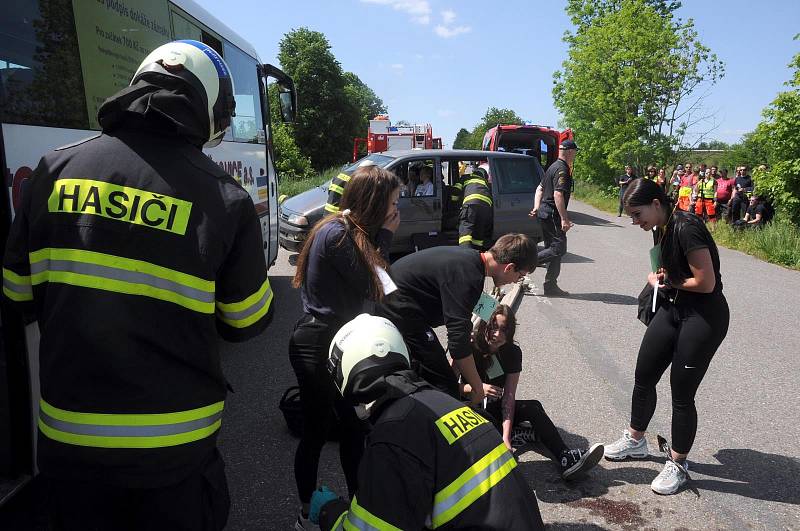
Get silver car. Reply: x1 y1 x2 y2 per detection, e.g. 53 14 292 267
278 149 544 254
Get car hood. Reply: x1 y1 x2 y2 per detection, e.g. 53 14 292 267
281 181 329 218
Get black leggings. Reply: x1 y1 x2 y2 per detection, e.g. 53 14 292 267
630 293 729 454
488 399 569 458
288 315 366 503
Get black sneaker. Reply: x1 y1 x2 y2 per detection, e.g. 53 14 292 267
543 284 570 297
560 444 604 480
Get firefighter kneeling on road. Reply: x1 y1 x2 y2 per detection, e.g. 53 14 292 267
309 314 545 530
458 166 494 250
3 40 274 529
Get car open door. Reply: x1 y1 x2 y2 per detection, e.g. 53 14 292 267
491 156 544 242
390 157 442 252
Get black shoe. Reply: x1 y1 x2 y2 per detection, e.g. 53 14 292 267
543 284 570 297
561 444 604 480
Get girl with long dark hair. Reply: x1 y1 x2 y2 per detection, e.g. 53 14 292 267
465 305 604 480
604 178 729 495
289 165 400 528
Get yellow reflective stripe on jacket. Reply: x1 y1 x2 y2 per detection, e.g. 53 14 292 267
341 496 402 531
329 183 345 195
28 248 215 313
38 399 224 449
216 277 273 328
325 203 340 213
431 443 517 528
2 268 33 301
331 511 347 531
462 178 488 187
463 193 493 206
458 235 473 245
335 173 351 182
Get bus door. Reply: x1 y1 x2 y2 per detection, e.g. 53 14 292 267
259 64 297 266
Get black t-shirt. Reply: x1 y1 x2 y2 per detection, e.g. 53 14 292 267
377 246 485 360
656 211 723 300
475 343 522 389
746 203 767 222
541 159 572 211
618 173 633 189
735 175 753 191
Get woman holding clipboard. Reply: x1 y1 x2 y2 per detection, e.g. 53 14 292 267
604 178 729 495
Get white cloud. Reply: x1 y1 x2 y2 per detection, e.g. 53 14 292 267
434 9 471 38
360 0 432 24
434 24 470 38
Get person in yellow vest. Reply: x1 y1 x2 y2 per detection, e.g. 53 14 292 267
694 170 717 220
676 163 697 212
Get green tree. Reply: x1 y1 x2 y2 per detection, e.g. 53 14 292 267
717 132 769 172
277 28 360 170
452 128 471 149
343 71 387 139
554 0 723 185
461 107 524 149
750 42 800 224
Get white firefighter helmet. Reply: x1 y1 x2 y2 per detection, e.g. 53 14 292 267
328 314 410 398
132 39 235 148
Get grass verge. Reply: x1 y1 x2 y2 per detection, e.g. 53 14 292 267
572 179 800 270
707 218 800 270
278 166 340 198
572 179 619 214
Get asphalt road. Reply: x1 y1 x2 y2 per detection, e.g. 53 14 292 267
219 200 800 530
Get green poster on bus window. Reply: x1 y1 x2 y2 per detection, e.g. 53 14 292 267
72 0 172 130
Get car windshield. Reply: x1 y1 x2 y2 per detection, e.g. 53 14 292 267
341 153 395 174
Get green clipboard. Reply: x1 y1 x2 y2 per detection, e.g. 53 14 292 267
649 243 661 272
472 291 498 322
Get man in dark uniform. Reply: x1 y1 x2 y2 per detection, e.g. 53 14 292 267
458 166 494 250
2 40 274 530
310 314 544 530
530 139 578 297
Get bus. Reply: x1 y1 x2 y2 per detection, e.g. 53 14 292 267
0 0 296 506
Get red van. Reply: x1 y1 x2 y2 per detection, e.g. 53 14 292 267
481 124 574 170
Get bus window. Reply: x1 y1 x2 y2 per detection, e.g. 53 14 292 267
171 11 223 55
222 43 264 144
0 0 88 129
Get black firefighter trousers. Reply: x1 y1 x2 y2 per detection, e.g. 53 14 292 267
536 214 567 287
45 448 229 531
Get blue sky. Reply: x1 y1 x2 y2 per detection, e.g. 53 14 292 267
195 0 799 148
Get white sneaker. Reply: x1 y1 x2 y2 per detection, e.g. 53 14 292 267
604 430 649 460
651 460 689 495
295 512 317 531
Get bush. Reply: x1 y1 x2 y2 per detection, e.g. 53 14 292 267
278 166 341 198
707 217 800 270
272 122 314 182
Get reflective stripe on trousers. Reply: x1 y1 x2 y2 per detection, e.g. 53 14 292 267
38 399 224 448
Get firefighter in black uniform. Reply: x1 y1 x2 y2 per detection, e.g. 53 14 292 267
530 139 578 297
2 40 274 530
325 160 378 213
458 166 494 250
309 314 544 530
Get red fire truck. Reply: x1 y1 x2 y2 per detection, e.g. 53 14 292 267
352 115 442 161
